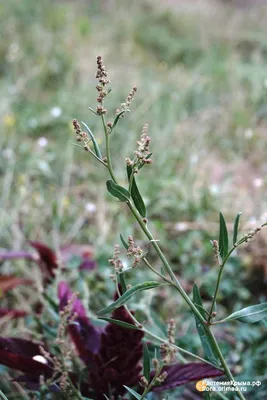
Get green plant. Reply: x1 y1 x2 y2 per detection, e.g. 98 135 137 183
71 56 267 399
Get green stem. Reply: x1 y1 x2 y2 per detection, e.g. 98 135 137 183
128 201 207 324
142 327 222 369
208 246 236 322
208 220 267 323
0 390 9 400
101 115 117 183
127 201 246 400
100 121 247 400
143 257 173 285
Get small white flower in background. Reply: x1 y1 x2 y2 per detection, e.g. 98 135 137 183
50 106 62 118
85 202 97 213
210 184 219 195
175 222 188 232
244 128 253 139
37 136 48 148
253 178 263 188
2 148 14 159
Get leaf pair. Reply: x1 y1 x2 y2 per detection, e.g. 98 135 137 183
218 212 242 262
106 167 147 218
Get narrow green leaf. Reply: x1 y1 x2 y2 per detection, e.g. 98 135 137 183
111 110 130 131
150 309 167 336
88 107 98 116
98 317 140 330
127 165 146 217
138 153 153 170
123 386 145 400
0 390 9 400
219 212 228 261
143 342 151 381
43 292 59 312
193 284 220 366
98 281 162 316
120 233 128 250
118 272 127 294
223 302 267 323
193 284 206 319
81 121 102 159
106 180 130 202
233 212 242 245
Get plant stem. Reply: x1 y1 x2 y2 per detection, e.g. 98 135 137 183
128 201 207 324
102 125 246 400
143 257 173 285
208 246 236 322
127 201 246 400
0 390 9 400
101 115 117 183
208 220 267 323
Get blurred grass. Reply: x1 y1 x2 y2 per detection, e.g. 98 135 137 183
1 0 267 398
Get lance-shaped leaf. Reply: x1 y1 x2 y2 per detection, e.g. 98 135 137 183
143 342 151 381
219 212 228 261
123 386 144 399
222 302 267 324
233 212 242 245
111 110 130 131
193 284 220 366
106 180 130 202
81 121 102 159
152 363 223 391
98 317 140 330
118 272 127 294
98 281 162 316
127 165 146 217
120 233 128 250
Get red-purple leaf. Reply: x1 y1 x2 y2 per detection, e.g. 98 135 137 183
29 241 58 280
0 276 33 294
0 337 52 377
152 363 224 392
0 309 28 319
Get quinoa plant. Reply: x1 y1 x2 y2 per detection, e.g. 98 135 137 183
71 56 267 399
1 56 267 399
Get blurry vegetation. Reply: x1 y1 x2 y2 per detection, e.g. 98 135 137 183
1 0 267 398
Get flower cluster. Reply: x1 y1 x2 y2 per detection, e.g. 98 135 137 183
109 244 124 274
117 85 137 114
127 235 143 268
95 55 110 115
126 123 152 168
160 319 177 364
